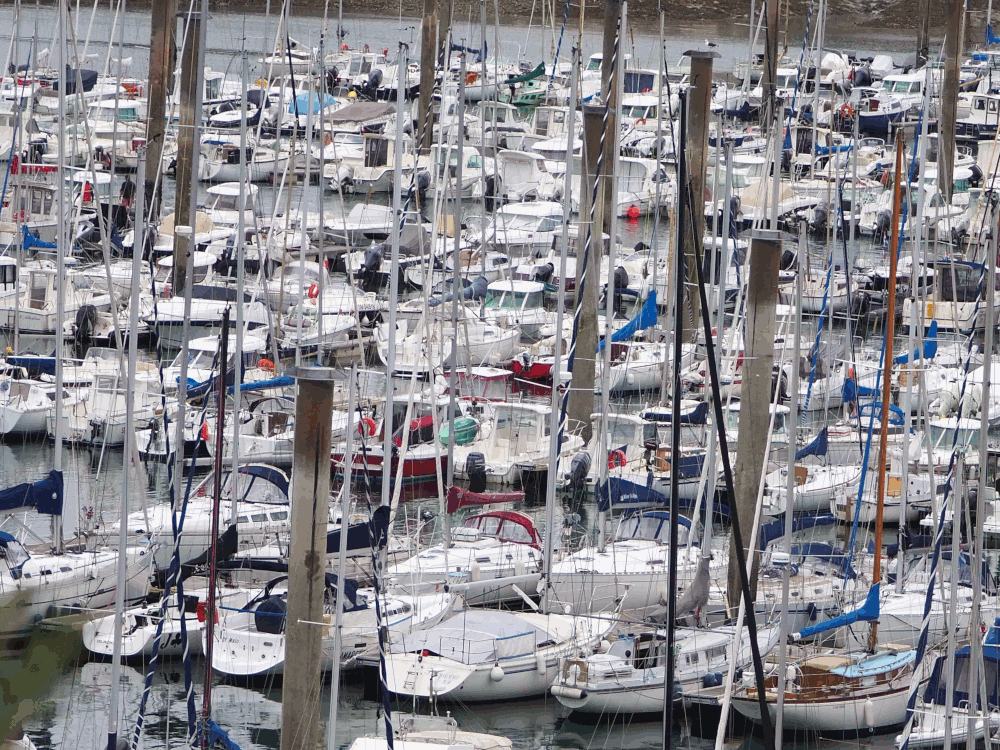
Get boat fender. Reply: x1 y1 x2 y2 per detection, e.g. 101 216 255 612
470 562 481 582
490 664 504 682
563 602 574 615
550 685 586 700
864 697 875 731
308 283 319 298
536 653 547 674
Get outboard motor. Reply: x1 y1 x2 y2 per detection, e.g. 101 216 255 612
971 163 984 188
359 246 383 292
483 173 502 212
854 65 873 87
533 262 555 284
874 209 892 243
568 452 592 491
408 169 431 205
612 266 629 316
362 69 383 99
811 203 829 235
780 248 798 271
254 595 286 634
467 452 487 492
325 67 339 93
74 304 98 358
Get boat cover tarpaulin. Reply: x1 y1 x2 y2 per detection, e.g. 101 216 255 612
447 486 526 513
505 62 544 85
597 476 667 512
0 470 63 515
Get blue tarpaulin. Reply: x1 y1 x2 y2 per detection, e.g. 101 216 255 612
0 470 63 515
288 92 338 114
597 290 657 352
795 427 828 461
989 23 1000 45
227 376 294 393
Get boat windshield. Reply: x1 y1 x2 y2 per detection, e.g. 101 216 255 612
615 513 689 545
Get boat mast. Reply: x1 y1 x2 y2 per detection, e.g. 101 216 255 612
597 0 626 554
774 224 802 743
105 145 147 750
542 44 577 612
326 365 356 750
231 50 247 498
52 0 65 554
201 309 229 740
969 210 998 746
868 130 904 652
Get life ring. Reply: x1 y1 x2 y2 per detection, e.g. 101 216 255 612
200 421 210 443
358 416 377 436
258 358 274 371
608 449 627 469
636 117 646 126
839 103 854 119
308 283 319 298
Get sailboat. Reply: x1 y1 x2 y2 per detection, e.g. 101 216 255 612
0 471 153 653
892 617 1000 749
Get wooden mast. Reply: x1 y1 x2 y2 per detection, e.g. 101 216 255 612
869 129 904 652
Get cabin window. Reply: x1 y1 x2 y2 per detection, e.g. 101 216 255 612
706 645 728 660
0 264 16 285
624 72 655 93
587 57 602 71
479 515 502 536
120 108 137 122
251 513 268 522
30 189 42 214
60 566 72 572
536 109 549 136
499 521 534 545
272 511 288 520
475 556 491 564
467 154 483 169
192 264 211 283
237 515 249 523
939 262 982 302
977 98 987 110
990 101 999 114
205 78 222 101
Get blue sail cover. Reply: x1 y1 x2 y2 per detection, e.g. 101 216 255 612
597 476 667 512
894 321 938 365
639 400 710 425
228 376 294 393
0 470 63 515
758 513 837 550
795 427 828 461
792 582 880 641
989 23 1000 45
22 224 56 250
597 290 657 353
